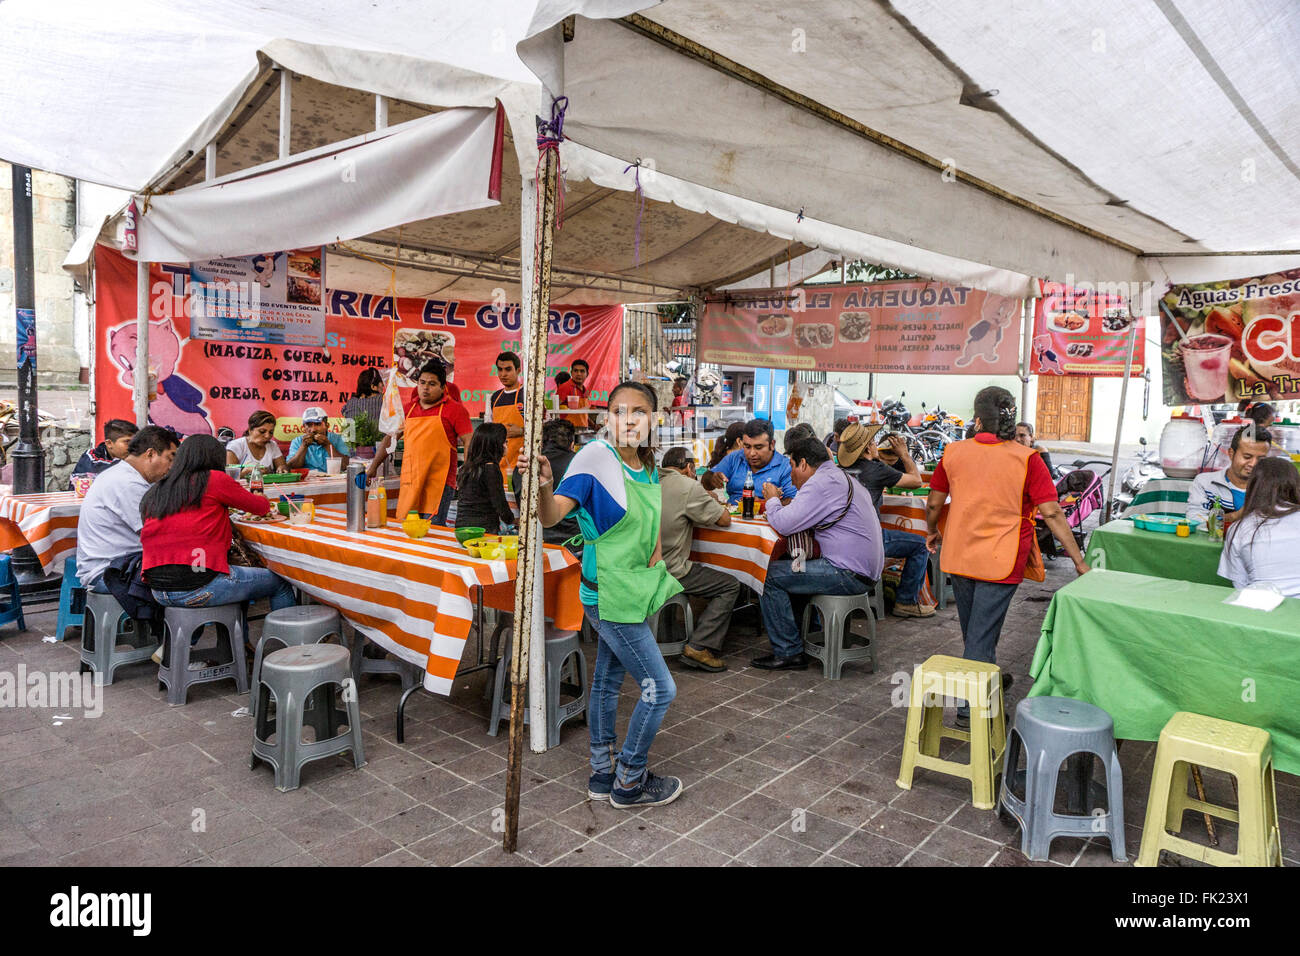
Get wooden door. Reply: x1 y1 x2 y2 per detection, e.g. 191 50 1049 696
1035 376 1092 441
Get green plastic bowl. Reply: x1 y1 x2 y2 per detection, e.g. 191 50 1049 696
455 526 486 546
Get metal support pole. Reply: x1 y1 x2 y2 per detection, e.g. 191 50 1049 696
375 96 389 131
205 142 217 180
9 165 44 494
1104 320 1140 522
278 69 292 159
504 119 561 853
1019 296 1036 419
134 257 150 427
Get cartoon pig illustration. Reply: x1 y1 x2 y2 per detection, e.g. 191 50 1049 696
107 317 213 436
955 294 1018 368
1033 333 1066 375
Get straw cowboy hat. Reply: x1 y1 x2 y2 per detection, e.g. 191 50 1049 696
837 422 880 467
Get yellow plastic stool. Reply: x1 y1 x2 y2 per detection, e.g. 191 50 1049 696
896 654 1007 810
1135 712 1283 867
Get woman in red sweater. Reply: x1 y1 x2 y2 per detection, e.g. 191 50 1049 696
140 435 296 611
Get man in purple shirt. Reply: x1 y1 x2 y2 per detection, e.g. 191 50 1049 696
752 436 884 670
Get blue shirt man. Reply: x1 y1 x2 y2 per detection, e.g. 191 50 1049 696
287 406 352 473
705 420 797 504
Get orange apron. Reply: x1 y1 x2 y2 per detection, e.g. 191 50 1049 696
397 412 451 520
496 388 525 482
938 439 1045 583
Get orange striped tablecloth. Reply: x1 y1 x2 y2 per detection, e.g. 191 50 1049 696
234 506 581 696
0 476 399 575
880 492 947 605
690 517 780 593
0 490 82 573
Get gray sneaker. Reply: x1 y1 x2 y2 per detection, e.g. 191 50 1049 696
610 771 684 809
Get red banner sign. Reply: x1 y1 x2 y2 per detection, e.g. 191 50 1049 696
1160 266 1300 403
93 247 623 436
699 282 1022 373
1030 282 1144 377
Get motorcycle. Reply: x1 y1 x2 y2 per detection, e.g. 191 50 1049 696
1109 437 1164 519
879 393 947 464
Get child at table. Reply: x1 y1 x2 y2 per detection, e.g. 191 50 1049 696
522 380 684 809
1219 457 1300 598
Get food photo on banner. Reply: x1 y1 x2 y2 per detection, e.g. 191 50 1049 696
698 281 1022 373
1030 281 1145 376
1160 265 1300 404
92 246 623 437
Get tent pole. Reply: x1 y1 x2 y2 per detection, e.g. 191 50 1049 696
9 165 44 495
205 143 216 180
375 96 389 132
1104 320 1139 522
1019 296 1035 419
278 68 292 159
504 109 561 853
134 255 150 427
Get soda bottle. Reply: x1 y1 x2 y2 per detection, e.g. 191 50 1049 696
250 464 263 495
742 469 755 519
1208 499 1223 541
366 480 384 528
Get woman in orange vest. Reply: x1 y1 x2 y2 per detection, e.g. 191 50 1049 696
924 387 1088 700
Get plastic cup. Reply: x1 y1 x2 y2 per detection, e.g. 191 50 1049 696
325 456 342 476
1181 334 1233 401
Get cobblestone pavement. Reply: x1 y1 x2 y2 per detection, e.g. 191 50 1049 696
0 557 1295 867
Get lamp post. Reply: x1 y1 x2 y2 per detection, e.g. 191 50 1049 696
10 164 45 494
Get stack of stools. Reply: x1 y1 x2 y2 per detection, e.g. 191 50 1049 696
55 554 84 641
157 603 248 705
800 590 878 679
1136 711 1283 867
999 696 1126 862
489 622 587 748
80 590 159 683
250 643 365 791
0 554 25 633
250 605 344 709
350 631 421 691
896 654 1007 809
648 593 692 658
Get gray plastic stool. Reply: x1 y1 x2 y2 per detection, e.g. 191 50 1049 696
251 605 343 709
488 623 587 748
79 590 159 684
647 593 692 657
250 643 365 791
157 603 248 705
800 589 878 679
928 552 954 610
999 696 1126 862
350 630 421 691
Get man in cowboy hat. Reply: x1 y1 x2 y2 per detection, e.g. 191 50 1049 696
837 423 935 618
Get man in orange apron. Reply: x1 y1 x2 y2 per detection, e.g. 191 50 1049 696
924 387 1088 701
487 351 526 483
366 362 471 524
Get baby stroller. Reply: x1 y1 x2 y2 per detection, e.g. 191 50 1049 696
1036 467 1106 557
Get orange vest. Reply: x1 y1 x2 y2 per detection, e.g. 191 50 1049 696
939 438 1044 583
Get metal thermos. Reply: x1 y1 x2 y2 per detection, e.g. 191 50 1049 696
346 462 367 532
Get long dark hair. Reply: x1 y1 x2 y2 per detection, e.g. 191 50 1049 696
354 367 382 398
606 380 658 474
140 434 228 522
1228 457 1300 550
708 421 745 468
972 385 1017 441
462 423 507 487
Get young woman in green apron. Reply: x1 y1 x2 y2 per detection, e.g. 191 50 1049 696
523 381 685 808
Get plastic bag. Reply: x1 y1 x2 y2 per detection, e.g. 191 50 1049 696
378 367 405 435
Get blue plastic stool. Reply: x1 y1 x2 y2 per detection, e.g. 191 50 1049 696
0 554 26 633
56 554 85 641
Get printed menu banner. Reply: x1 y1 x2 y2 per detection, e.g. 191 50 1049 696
187 248 326 346
1030 282 1144 376
699 282 1022 374
93 246 623 438
1160 266 1300 404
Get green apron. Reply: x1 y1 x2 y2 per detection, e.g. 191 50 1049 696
584 444 683 624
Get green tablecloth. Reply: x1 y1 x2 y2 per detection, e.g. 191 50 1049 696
1085 519 1230 587
1029 569 1300 775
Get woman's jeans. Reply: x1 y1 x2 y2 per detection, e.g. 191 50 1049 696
583 604 677 791
152 565 297 613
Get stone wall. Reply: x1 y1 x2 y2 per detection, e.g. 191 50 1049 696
0 162 83 386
